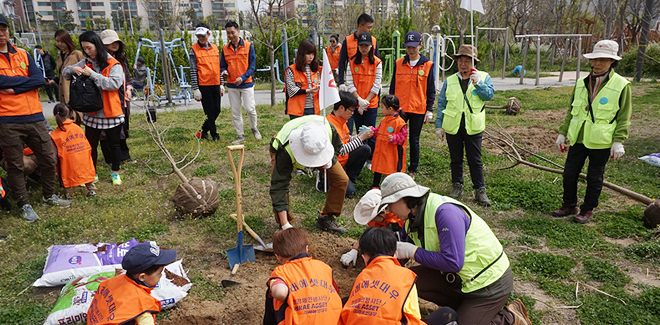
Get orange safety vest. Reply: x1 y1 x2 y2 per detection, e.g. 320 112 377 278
393 58 433 115
345 34 378 65
368 212 404 228
99 57 124 118
371 114 407 175
192 42 221 86
87 274 161 325
326 45 341 71
285 64 320 117
350 56 381 109
326 113 350 167
0 177 6 198
339 256 422 325
23 147 34 156
51 120 96 188
269 256 342 325
0 43 43 117
222 40 253 85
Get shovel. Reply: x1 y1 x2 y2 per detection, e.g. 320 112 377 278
226 145 255 270
221 264 242 288
230 213 274 252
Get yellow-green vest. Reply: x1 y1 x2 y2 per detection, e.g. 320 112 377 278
441 71 489 135
406 193 510 293
567 72 629 149
272 115 333 170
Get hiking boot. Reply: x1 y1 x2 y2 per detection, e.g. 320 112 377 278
552 205 578 218
315 170 327 192
43 194 71 207
574 210 594 224
475 187 491 207
315 214 347 234
505 298 532 325
449 182 463 200
87 190 97 197
111 173 122 186
20 204 39 222
252 128 262 140
231 135 246 145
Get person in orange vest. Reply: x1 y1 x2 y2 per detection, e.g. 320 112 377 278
337 13 380 89
263 228 342 325
0 14 70 222
326 34 341 77
221 21 261 145
87 242 177 325
389 31 435 180
51 103 97 197
338 227 424 325
0 177 11 211
191 23 224 142
285 40 321 119
63 31 125 186
369 95 407 188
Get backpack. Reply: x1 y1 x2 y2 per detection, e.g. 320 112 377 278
68 70 103 113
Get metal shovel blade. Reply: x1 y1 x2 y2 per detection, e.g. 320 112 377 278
221 279 242 288
227 231 256 270
254 242 274 252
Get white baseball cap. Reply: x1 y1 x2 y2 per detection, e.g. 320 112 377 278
353 189 388 225
583 40 622 61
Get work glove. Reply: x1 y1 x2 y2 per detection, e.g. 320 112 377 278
338 84 348 92
424 111 433 124
556 134 569 153
469 68 480 84
358 125 371 135
435 128 445 142
220 85 226 96
358 98 370 114
340 249 358 266
396 242 419 260
610 142 625 160
194 89 202 101
322 160 333 169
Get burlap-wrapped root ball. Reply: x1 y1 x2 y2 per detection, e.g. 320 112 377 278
642 199 660 229
172 177 219 217
506 97 522 115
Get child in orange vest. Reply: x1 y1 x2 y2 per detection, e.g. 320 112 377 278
51 103 97 197
87 242 177 325
264 228 343 325
369 94 408 188
0 177 11 211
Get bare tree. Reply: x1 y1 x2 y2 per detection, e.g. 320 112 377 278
138 0 183 29
634 0 655 81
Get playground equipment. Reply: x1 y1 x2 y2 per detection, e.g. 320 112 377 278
515 34 591 86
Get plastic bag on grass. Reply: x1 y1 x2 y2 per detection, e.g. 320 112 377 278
639 153 660 168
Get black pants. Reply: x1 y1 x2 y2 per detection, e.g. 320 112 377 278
403 112 425 173
199 85 221 137
344 144 371 197
446 122 485 189
562 143 610 211
86 124 122 172
44 82 59 101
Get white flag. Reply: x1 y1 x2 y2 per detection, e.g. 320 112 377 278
460 0 484 14
319 50 340 115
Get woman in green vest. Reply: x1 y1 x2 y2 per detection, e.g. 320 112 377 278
553 40 632 224
380 172 532 325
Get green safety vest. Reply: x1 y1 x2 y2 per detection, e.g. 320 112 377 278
271 115 333 170
567 72 629 149
441 71 489 135
406 193 510 293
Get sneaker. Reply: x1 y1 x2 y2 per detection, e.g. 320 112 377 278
48 100 55 103
212 134 220 141
364 160 372 170
93 174 99 183
552 205 578 218
475 187 491 207
43 194 71 207
505 298 532 325
315 214 347 234
20 204 40 222
231 135 246 145
449 182 463 200
87 190 97 197
201 133 210 140
111 173 122 186
315 170 327 192
574 210 593 224
252 128 262 140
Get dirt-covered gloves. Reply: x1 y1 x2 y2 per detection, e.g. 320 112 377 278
396 242 419 260
338 84 348 92
358 98 370 115
340 249 358 266
194 89 202 101
424 110 433 124
611 142 625 160
469 67 480 84
436 128 446 142
556 134 569 152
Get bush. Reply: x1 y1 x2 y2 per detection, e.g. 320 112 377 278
618 43 660 77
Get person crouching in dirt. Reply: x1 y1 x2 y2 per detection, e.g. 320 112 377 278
553 40 632 225
381 172 533 325
263 228 342 325
270 115 349 234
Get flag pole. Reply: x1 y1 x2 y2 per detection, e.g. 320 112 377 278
471 7 475 67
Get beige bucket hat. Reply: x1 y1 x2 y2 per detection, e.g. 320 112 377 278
100 29 124 45
583 40 622 61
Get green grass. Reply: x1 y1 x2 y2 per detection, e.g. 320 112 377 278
515 252 576 279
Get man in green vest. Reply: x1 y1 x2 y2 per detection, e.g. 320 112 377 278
270 115 349 233
380 172 532 325
435 44 494 207
553 40 632 224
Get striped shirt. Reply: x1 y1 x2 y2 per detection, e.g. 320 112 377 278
286 65 315 109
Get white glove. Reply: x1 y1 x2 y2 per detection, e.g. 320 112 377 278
610 142 625 160
435 128 445 142
340 249 358 266
194 89 202 101
424 111 433 124
556 134 569 152
281 222 293 230
220 85 226 96
322 160 333 169
358 98 369 114
469 68 480 84
396 242 419 260
338 84 348 92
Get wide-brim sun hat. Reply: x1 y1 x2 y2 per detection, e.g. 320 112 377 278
583 40 622 61
452 44 480 62
289 121 333 168
380 172 430 208
354 189 387 225
100 29 124 45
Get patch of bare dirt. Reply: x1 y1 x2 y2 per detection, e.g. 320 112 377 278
484 125 560 156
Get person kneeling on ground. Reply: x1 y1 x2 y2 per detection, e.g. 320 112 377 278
263 228 342 325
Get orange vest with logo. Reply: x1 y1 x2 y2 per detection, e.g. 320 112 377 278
327 45 341 71
51 120 96 188
350 56 381 109
285 64 320 117
269 256 342 325
326 113 350 166
339 256 422 325
368 212 404 228
87 274 161 325
0 43 43 117
371 114 407 175
394 58 433 114
100 58 124 118
193 42 221 86
222 40 252 85
345 34 378 65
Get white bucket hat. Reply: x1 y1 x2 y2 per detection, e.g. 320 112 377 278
353 189 387 225
289 121 333 167
583 40 622 61
380 173 430 208
99 29 123 45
